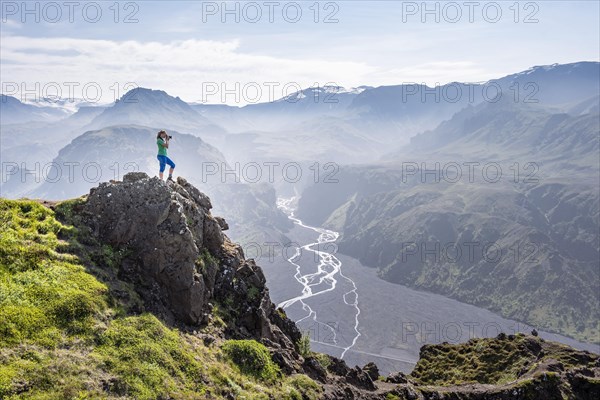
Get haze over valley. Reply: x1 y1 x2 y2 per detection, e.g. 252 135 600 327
3 63 599 362
1 2 599 397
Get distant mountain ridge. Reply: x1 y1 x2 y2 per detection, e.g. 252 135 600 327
2 61 598 127
85 88 226 138
394 96 600 169
296 95 600 343
193 61 600 162
0 94 71 124
29 124 228 200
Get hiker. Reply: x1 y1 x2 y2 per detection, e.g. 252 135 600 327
156 130 176 181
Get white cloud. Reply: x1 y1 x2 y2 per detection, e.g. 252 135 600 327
0 35 377 104
0 20 23 30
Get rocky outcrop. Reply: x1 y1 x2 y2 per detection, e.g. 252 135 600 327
80 173 300 353
82 174 220 325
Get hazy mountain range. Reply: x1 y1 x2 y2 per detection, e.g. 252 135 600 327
296 93 600 342
29 125 228 200
1 61 599 345
4 62 598 170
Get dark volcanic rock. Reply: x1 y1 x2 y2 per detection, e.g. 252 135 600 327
303 356 328 382
80 172 301 352
346 366 376 391
386 371 409 384
83 173 221 324
362 362 380 381
328 356 351 376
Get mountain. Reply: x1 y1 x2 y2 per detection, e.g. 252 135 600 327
347 62 600 144
1 174 597 399
0 94 70 124
335 180 598 341
491 61 600 107
345 82 477 140
62 105 108 126
221 117 386 167
0 143 58 198
2 104 107 149
296 100 600 343
191 85 384 164
29 125 228 200
570 95 600 116
409 332 599 397
0 105 110 199
22 96 100 113
191 85 369 133
86 88 226 139
396 97 600 170
4 63 597 169
198 83 466 162
196 62 600 165
210 182 294 246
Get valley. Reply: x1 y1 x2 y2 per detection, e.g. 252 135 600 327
249 197 600 375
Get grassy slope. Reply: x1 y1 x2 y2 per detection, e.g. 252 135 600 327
411 333 598 387
0 198 321 399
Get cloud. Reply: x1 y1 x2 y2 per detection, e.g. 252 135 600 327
0 19 22 29
0 35 376 104
1 35 500 105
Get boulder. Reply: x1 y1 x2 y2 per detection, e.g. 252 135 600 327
386 371 409 384
345 366 376 391
362 362 379 381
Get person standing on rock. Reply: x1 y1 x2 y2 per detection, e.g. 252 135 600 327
157 130 176 181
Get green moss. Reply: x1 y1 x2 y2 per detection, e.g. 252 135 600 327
94 314 206 399
53 197 86 224
247 285 260 302
221 339 281 383
0 200 64 274
296 332 311 358
313 352 331 370
196 248 218 275
412 336 532 385
411 334 598 387
89 244 130 272
209 303 228 329
0 199 108 348
0 345 116 399
224 294 235 308
284 374 321 400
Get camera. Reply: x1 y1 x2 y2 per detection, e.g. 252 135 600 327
168 135 173 139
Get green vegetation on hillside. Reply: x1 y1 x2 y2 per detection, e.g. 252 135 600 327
0 199 321 399
221 340 281 383
0 199 109 348
411 333 598 386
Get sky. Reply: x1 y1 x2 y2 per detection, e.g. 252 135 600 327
1 0 599 105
